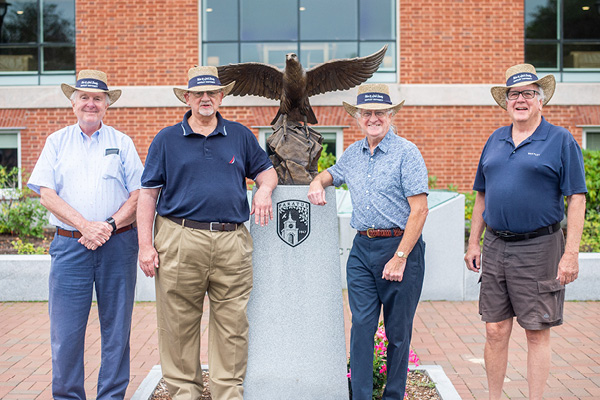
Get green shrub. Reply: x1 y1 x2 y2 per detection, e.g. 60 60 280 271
318 143 336 172
583 149 600 213
0 167 48 238
11 238 47 255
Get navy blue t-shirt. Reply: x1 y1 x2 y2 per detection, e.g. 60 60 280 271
473 117 587 233
141 111 272 223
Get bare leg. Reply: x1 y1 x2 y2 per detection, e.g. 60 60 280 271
484 319 513 400
525 328 551 400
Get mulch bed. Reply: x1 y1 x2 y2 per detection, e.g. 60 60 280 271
0 230 53 254
149 370 440 400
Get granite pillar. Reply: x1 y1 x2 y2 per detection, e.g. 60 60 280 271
244 185 348 399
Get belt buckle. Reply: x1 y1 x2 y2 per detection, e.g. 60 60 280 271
209 222 222 232
495 230 515 239
366 228 376 238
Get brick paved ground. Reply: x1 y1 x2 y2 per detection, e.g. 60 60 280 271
1 297 599 399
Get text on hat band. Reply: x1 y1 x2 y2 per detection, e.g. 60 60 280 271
188 75 222 88
76 78 108 91
506 72 538 87
357 92 392 105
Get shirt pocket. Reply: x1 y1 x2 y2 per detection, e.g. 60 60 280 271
101 154 124 182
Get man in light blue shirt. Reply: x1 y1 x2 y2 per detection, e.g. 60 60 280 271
28 70 143 400
309 83 429 400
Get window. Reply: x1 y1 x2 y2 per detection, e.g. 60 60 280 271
0 0 75 85
583 127 600 150
525 0 600 82
257 126 344 161
202 0 396 82
0 130 20 188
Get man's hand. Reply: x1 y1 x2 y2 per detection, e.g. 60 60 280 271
307 180 327 206
464 243 481 272
557 251 579 285
382 256 406 282
250 186 273 226
139 244 160 278
78 220 112 250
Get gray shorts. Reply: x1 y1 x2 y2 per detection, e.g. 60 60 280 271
479 228 565 330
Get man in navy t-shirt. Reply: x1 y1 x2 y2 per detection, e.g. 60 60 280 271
137 66 277 400
465 64 587 400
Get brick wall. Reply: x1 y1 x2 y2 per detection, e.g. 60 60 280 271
399 0 525 83
3 104 594 192
76 0 199 85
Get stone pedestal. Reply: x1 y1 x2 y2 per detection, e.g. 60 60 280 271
244 185 348 400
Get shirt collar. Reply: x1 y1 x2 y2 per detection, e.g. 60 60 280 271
181 110 227 137
499 116 549 142
361 129 394 154
77 122 103 142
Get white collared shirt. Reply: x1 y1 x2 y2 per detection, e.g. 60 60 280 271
28 122 143 230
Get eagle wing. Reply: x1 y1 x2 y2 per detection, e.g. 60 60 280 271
305 44 388 97
217 63 284 100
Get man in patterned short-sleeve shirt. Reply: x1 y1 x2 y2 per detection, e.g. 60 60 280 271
308 83 429 400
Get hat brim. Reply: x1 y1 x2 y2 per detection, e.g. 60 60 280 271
61 83 122 105
173 81 236 104
491 74 555 110
342 100 405 118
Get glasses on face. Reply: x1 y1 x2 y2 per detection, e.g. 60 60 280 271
506 90 539 101
359 110 387 119
189 90 222 99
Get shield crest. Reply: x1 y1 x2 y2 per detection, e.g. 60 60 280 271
277 200 310 247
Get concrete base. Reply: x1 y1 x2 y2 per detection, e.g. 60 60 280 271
244 186 348 400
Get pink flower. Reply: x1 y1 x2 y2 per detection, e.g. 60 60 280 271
347 369 351 378
379 364 387 374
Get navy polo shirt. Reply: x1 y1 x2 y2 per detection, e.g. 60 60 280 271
473 117 587 233
141 111 272 223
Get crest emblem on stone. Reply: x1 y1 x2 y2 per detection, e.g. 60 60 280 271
277 200 310 247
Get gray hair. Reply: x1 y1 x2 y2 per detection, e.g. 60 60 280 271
536 85 546 103
70 90 110 105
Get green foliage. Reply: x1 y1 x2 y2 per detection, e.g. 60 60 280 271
428 175 438 190
11 238 47 255
318 143 336 172
0 167 48 238
583 149 600 214
580 210 600 253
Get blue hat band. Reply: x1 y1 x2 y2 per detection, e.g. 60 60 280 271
188 75 222 89
76 78 108 91
357 92 392 105
506 72 538 86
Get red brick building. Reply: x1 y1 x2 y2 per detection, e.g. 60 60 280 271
1 0 599 191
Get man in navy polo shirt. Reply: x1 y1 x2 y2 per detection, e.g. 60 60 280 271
137 66 277 400
465 64 587 400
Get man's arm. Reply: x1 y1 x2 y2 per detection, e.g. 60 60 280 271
557 193 586 285
137 188 161 277
464 191 486 272
40 187 111 250
307 170 334 206
382 193 428 281
250 168 278 226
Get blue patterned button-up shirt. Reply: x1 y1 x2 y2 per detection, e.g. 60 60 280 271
328 130 428 231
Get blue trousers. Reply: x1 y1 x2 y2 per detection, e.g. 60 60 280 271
48 229 138 400
347 234 425 400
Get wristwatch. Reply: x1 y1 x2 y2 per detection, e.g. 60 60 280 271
396 251 408 259
106 217 117 233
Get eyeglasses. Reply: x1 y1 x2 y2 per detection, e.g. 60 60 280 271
359 111 387 119
506 90 539 101
189 90 222 98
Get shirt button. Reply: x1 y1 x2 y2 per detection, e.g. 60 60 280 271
368 175 371 178
512 151 515 154
367 206 370 210
366 190 369 194
371 224 375 228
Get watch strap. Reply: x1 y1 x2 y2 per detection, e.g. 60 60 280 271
106 217 117 233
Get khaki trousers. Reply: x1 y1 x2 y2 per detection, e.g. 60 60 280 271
154 215 253 400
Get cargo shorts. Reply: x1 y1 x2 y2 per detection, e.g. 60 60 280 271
479 228 566 330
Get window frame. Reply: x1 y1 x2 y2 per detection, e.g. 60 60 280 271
256 125 345 160
582 126 600 150
0 128 22 190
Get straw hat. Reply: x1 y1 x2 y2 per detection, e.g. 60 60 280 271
173 66 236 104
342 83 405 117
61 70 122 105
491 64 555 110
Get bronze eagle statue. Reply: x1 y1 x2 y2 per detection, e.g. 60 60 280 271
216 45 388 125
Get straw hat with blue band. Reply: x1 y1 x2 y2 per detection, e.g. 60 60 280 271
173 66 236 104
491 64 556 110
61 70 122 105
343 83 405 117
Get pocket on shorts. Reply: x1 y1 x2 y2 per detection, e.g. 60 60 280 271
535 279 565 324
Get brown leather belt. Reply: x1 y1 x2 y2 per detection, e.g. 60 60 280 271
165 215 240 232
358 228 404 238
56 224 135 239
